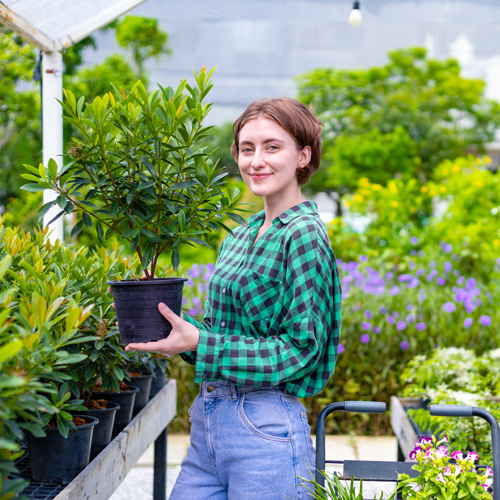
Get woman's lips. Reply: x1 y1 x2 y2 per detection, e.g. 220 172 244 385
251 174 271 180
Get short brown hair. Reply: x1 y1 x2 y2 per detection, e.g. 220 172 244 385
231 98 322 186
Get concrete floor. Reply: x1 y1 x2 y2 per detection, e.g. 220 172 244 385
109 434 399 499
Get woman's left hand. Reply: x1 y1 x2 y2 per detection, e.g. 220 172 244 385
124 302 200 356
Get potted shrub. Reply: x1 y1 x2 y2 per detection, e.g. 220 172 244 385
57 244 145 438
24 383 99 485
0 229 101 487
23 67 245 344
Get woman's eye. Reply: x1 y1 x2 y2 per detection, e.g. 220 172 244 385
241 147 253 154
267 145 279 151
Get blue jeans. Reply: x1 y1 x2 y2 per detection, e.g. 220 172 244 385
169 381 315 499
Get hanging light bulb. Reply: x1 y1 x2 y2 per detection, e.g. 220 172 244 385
348 1 362 27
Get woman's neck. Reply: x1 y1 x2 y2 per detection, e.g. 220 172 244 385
262 191 304 226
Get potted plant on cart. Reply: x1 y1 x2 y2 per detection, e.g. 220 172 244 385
22 66 246 344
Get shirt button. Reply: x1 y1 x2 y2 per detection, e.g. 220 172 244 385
207 385 215 393
221 321 226 327
222 287 226 293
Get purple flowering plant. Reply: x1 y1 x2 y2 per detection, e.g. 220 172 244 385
180 262 214 318
398 435 492 500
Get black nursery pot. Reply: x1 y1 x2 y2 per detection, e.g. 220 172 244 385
26 415 98 485
108 278 188 344
92 385 139 438
149 365 167 399
73 401 120 460
130 373 153 416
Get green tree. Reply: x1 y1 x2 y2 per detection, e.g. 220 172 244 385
64 53 136 102
0 28 40 209
297 47 500 216
199 122 240 178
115 15 171 82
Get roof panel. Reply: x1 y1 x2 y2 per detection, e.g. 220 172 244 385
0 0 145 50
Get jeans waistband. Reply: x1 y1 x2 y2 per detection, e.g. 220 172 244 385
200 380 290 397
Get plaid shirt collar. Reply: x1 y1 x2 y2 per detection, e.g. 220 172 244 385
247 200 319 227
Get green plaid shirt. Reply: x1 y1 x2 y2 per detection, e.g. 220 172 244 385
180 201 342 397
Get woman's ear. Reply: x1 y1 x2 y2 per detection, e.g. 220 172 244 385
299 146 312 168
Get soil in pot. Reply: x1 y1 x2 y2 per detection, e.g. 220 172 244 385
128 372 153 416
149 365 167 399
92 383 139 438
108 277 188 344
26 415 98 485
72 400 120 460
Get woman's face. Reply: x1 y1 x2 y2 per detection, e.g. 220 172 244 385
237 117 311 203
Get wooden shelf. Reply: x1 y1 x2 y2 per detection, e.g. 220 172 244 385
48 379 177 500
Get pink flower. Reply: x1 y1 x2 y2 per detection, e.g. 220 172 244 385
436 446 448 458
451 451 463 460
466 452 479 462
444 466 452 476
482 484 489 491
436 473 445 483
486 467 493 477
454 466 462 476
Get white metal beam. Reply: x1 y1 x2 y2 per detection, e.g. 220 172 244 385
42 51 64 243
0 3 55 52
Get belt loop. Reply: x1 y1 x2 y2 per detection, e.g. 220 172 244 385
230 383 237 401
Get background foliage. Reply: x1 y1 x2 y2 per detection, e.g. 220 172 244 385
1 28 500 438
296 47 500 217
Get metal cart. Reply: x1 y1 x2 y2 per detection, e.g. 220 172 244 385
315 401 500 499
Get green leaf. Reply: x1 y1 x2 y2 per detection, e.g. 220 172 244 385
77 95 85 117
56 194 67 209
82 211 92 229
96 221 104 242
226 212 247 225
168 180 197 190
71 219 85 238
109 200 119 217
171 248 180 270
0 375 25 389
178 209 186 229
185 237 212 248
47 210 65 225
0 339 23 362
0 254 12 280
126 189 134 204
141 157 157 178
140 228 157 239
138 181 156 191
48 158 58 181
21 183 49 192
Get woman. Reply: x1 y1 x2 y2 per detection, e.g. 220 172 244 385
125 97 342 499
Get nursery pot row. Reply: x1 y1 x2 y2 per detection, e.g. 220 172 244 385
26 378 156 485
108 278 188 344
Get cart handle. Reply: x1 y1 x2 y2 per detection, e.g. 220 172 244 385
430 404 500 499
315 401 386 488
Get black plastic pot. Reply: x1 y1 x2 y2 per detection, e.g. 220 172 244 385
92 385 139 438
108 278 188 344
129 373 153 416
72 401 120 460
149 365 167 399
26 415 98 485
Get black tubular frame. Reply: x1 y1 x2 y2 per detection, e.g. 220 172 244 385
315 401 386 488
430 404 500 499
